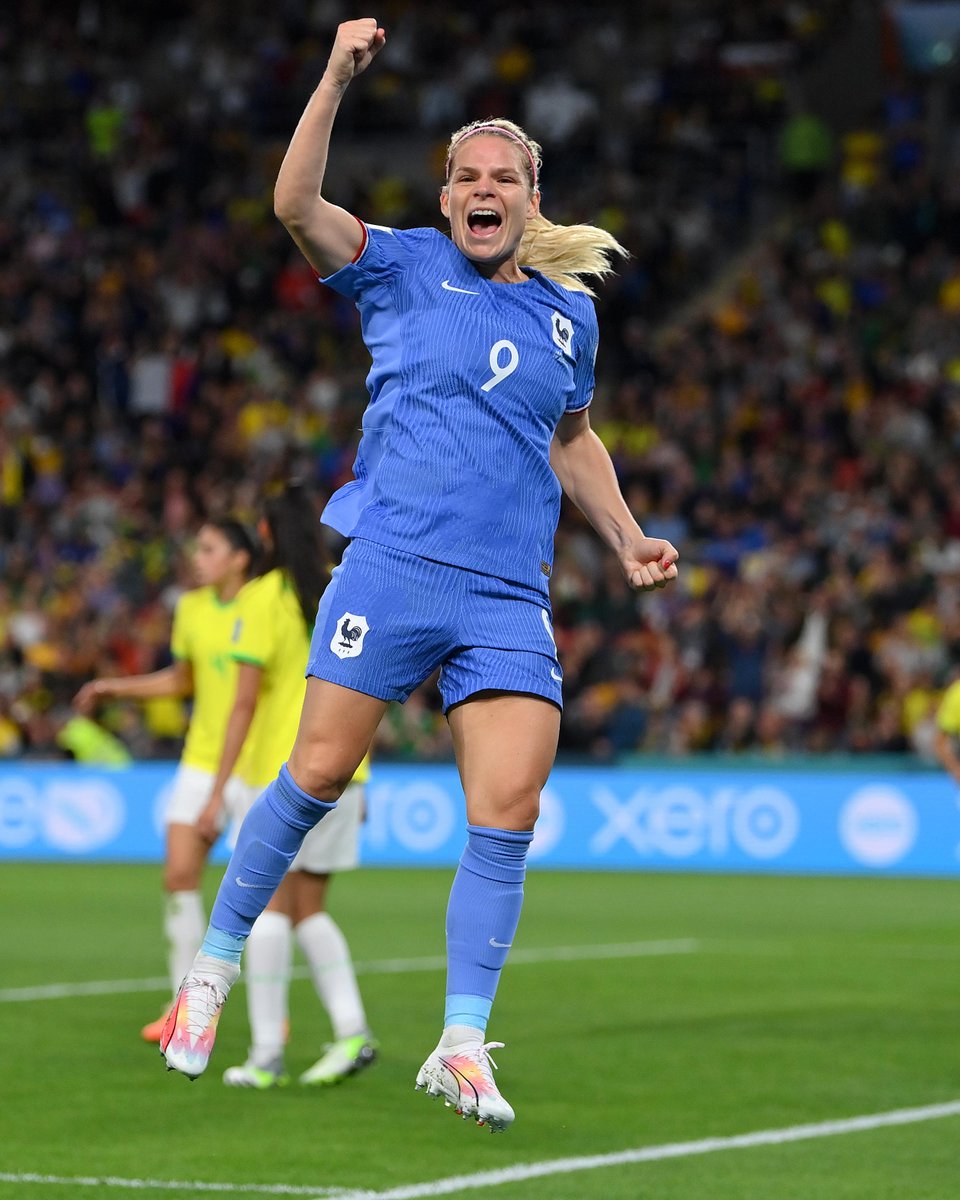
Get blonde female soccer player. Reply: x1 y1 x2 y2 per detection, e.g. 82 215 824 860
161 19 678 1132
75 518 257 1040
196 482 375 1090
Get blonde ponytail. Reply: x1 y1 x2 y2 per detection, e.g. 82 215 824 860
445 118 627 296
519 212 626 296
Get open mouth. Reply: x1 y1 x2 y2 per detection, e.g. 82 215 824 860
467 208 502 237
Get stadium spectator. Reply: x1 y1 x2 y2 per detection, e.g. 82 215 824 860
6 0 960 771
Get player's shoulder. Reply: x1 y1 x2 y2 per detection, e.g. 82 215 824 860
527 271 598 324
940 678 960 707
365 223 451 256
175 586 213 619
239 569 281 607
552 277 598 321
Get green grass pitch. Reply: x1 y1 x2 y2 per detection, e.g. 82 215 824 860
1 863 959 1199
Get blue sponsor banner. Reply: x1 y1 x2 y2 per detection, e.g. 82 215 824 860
1 760 959 876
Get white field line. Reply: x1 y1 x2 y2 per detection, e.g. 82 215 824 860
0 1180 349 1198
3 1100 959 1198
0 939 698 1003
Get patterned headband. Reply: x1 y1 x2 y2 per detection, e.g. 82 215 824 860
445 125 539 192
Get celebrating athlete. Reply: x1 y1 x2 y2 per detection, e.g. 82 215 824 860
160 19 678 1132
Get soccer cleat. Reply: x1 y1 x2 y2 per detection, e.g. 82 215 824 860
222 1059 289 1089
299 1034 378 1086
141 1006 173 1044
159 958 239 1079
415 1040 515 1132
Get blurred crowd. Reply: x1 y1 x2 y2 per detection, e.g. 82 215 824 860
7 0 960 764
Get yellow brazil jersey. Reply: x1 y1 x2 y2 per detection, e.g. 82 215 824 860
171 586 250 775
231 569 369 789
936 679 960 736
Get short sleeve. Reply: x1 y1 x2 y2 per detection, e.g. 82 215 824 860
567 301 599 413
170 597 190 661
231 579 277 669
321 224 427 302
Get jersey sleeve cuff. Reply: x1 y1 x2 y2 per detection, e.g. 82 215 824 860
349 215 368 263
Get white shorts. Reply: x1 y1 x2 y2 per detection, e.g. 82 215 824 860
232 780 364 875
164 764 246 832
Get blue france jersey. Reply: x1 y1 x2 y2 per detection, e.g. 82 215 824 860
320 225 598 592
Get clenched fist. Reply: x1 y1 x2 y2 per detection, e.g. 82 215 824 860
323 19 386 90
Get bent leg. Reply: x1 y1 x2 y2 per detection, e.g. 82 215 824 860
415 693 558 1128
443 692 559 1033
206 679 387 956
161 681 386 1079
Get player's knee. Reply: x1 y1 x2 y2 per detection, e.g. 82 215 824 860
287 749 353 804
506 793 540 831
474 786 541 831
164 863 200 893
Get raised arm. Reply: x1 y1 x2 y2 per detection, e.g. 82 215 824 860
551 408 679 591
273 18 386 277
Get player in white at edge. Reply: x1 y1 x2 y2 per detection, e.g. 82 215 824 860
160 18 679 1132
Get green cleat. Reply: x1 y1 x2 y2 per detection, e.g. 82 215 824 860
299 1034 378 1086
222 1058 289 1089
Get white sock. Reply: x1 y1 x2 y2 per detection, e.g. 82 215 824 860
244 911 292 1067
192 953 241 988
440 1024 484 1051
295 912 368 1041
164 890 205 998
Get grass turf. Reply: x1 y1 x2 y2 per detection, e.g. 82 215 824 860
1 864 958 1199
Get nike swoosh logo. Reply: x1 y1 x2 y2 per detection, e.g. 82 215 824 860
235 876 271 889
441 280 480 295
489 937 512 949
550 668 563 682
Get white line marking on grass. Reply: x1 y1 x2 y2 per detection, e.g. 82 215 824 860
0 977 171 1002
0 1177 351 1197
340 1100 960 1199
4 1100 959 1197
0 939 698 1003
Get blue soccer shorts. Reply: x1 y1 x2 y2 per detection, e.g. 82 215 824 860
306 537 564 711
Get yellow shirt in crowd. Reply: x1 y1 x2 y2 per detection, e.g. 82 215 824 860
936 679 960 737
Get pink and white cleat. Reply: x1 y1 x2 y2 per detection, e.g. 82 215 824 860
159 956 239 1080
415 1040 515 1132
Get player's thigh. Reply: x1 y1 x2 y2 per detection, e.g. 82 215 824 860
308 537 454 707
287 677 387 796
164 764 219 827
448 691 560 831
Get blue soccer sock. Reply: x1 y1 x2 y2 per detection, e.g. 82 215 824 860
444 823 533 1033
201 764 336 963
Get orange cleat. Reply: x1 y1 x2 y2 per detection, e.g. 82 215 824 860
141 1007 173 1044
